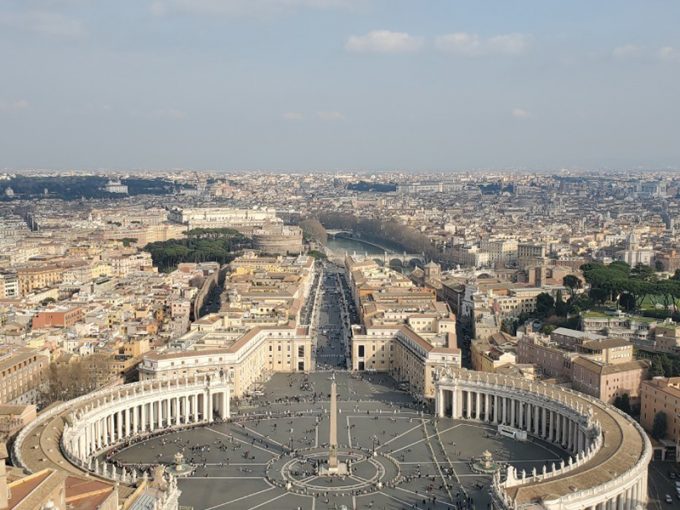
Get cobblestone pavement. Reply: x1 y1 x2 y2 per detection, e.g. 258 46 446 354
111 372 568 510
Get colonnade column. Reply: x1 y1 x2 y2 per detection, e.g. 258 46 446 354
534 405 540 435
476 392 481 420
485 393 490 421
510 399 515 427
221 391 229 420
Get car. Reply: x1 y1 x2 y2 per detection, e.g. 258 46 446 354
667 494 673 504
670 471 677 479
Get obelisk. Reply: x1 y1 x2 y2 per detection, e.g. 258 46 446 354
328 375 338 470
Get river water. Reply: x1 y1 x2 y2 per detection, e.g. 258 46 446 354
326 236 387 256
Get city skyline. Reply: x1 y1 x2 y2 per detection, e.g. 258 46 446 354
1 0 679 171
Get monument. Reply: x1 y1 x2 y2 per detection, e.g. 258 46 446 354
319 374 348 476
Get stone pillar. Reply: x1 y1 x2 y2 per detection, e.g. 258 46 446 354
116 411 122 440
194 394 200 422
207 391 213 421
466 391 472 419
534 405 540 435
133 406 138 433
485 393 490 422
555 413 561 444
493 395 499 423
141 403 147 431
221 391 229 420
503 397 509 424
475 392 481 420
542 408 547 438
510 399 515 428
172 398 178 426
437 388 444 418
88 423 92 453
226 389 230 419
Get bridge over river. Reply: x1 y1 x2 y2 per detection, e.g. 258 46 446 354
325 230 425 266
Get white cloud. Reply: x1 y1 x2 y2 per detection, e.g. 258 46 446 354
317 111 345 121
151 0 365 17
435 32 531 57
511 108 531 119
0 99 30 112
0 10 84 38
658 46 680 62
487 33 532 55
283 112 304 121
612 44 642 60
345 30 424 54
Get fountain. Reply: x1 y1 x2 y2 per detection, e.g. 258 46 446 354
165 451 194 477
471 450 501 474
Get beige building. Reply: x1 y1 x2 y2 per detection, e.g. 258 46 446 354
345 255 461 400
139 324 312 397
518 329 649 405
350 325 460 399
0 347 50 405
640 377 680 458
571 357 649 404
470 331 517 373
16 265 64 295
654 322 680 353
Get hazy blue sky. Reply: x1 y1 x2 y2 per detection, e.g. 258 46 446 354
1 0 679 171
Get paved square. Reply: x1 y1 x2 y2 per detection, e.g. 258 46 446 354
110 372 568 510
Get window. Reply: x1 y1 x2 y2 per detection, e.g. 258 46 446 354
358 345 365 357
298 346 305 357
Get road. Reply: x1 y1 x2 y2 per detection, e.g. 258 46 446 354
312 262 351 370
648 461 679 508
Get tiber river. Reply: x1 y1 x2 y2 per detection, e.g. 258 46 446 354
325 234 406 258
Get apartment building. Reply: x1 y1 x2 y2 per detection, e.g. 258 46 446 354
345 255 461 400
640 377 680 459
518 328 648 404
16 265 64 295
0 347 50 405
32 306 85 329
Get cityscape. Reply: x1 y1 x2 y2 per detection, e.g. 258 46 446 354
1 2 680 510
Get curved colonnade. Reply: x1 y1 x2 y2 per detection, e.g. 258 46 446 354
435 369 650 510
13 372 231 486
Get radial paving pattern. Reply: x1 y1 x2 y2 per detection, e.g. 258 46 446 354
109 372 568 510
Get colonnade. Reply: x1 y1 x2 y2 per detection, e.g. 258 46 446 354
61 373 231 470
438 387 588 454
434 369 650 510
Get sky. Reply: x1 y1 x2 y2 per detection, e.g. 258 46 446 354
0 0 679 172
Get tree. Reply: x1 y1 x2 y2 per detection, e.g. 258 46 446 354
652 411 668 439
555 290 569 317
563 274 582 296
631 262 656 282
655 260 665 272
613 393 631 415
535 292 555 318
650 357 665 377
299 219 327 245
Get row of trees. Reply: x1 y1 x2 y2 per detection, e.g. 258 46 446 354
299 218 327 245
638 351 680 378
316 212 438 258
40 355 112 406
144 228 251 272
582 261 680 313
